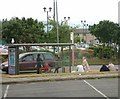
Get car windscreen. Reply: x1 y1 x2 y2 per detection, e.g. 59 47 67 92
19 53 27 59
43 53 54 60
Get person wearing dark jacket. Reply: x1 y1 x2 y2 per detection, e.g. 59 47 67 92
36 54 43 74
100 64 110 72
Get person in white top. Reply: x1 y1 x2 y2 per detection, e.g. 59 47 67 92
76 65 84 72
108 62 116 71
82 57 90 72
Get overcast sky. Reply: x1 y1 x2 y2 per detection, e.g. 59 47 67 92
0 0 119 26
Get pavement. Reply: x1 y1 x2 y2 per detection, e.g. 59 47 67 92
1 70 119 84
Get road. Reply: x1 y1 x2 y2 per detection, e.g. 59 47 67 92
2 78 118 98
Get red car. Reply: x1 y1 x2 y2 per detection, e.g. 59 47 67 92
0 52 57 73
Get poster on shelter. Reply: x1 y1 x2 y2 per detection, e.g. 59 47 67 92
8 48 16 74
9 48 15 66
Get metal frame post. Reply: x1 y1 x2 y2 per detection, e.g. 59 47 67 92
15 46 19 75
69 45 71 72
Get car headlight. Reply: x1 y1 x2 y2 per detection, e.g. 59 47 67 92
0 63 8 69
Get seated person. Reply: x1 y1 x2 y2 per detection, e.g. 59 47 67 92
100 64 110 72
40 62 51 73
76 65 84 72
108 62 116 71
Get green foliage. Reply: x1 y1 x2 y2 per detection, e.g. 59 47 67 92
48 20 72 43
2 17 73 44
59 49 91 61
0 55 8 62
88 58 118 65
89 20 120 59
89 46 114 59
74 49 91 59
89 20 118 44
2 17 45 44
74 36 81 43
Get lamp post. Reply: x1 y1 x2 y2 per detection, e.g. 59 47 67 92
63 17 71 43
64 17 70 25
43 7 52 33
81 20 86 43
81 20 88 44
85 23 89 44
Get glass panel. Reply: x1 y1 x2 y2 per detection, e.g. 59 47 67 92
22 54 34 62
44 53 54 60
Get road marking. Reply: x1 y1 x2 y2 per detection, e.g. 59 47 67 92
83 80 110 99
3 85 9 99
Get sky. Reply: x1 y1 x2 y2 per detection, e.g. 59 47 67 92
0 0 120 26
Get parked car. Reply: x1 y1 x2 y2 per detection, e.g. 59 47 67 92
0 52 57 73
0 45 8 54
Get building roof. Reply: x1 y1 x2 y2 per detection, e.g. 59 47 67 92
74 29 90 34
7 43 74 47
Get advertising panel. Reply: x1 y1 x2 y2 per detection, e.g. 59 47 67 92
8 48 16 74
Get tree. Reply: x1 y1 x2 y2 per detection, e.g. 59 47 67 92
48 20 72 43
2 17 45 44
89 20 118 44
89 20 120 59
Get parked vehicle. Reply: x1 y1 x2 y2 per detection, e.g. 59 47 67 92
0 52 57 73
0 45 8 54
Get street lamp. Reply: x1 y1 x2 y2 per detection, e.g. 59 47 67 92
43 7 52 33
85 23 89 43
81 20 86 34
64 17 70 25
81 20 88 43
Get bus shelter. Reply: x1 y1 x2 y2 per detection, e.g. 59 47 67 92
7 43 74 75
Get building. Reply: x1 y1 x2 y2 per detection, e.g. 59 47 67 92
74 28 99 44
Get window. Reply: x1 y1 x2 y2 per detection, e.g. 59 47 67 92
33 53 44 61
44 53 54 60
22 54 34 62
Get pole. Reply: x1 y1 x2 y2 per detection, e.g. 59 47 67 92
71 32 74 67
83 24 84 43
53 0 55 22
69 45 71 72
47 11 48 33
56 0 59 43
16 46 19 75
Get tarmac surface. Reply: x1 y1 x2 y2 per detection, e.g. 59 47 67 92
1 71 119 84
0 65 119 84
1 66 119 99
2 78 118 98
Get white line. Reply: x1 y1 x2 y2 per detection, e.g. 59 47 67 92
83 80 110 99
3 85 9 98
